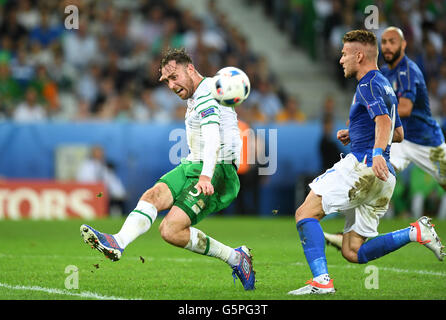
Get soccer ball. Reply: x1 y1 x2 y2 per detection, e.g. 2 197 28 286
210 67 251 107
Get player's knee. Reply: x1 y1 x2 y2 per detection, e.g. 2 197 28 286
159 218 187 246
159 219 175 244
294 204 322 223
294 206 306 223
141 186 160 203
140 183 171 210
341 247 359 263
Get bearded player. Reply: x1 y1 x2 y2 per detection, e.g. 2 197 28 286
79 48 255 291
289 30 443 295
324 27 446 262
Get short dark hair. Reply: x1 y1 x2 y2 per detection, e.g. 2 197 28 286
342 29 377 47
160 47 193 69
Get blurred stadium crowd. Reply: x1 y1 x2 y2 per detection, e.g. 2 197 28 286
0 0 445 124
1 0 446 218
256 0 446 127
0 0 307 125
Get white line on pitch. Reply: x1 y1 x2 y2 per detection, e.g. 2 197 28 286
292 261 446 277
0 282 139 300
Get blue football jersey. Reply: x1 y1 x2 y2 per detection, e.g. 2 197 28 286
381 55 444 147
349 69 402 176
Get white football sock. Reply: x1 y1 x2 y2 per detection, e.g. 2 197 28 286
185 227 239 267
114 200 157 248
409 225 418 242
313 273 331 284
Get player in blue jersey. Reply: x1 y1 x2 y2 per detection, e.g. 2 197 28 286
288 30 444 296
381 27 446 195
325 27 446 251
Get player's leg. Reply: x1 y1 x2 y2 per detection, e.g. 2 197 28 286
324 140 426 249
342 174 445 263
341 231 366 263
289 155 365 295
159 205 241 266
343 218 445 263
113 182 173 248
399 141 446 217
80 182 173 261
159 162 255 290
288 190 335 295
80 163 188 261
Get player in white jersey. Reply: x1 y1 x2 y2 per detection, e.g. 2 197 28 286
79 48 255 290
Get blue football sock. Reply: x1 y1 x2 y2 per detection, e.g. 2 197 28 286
357 227 411 264
296 218 328 278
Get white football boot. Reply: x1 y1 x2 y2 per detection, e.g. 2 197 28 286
324 232 343 251
288 278 336 295
410 216 445 261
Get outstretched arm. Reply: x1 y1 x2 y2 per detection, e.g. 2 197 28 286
195 123 221 196
372 114 392 181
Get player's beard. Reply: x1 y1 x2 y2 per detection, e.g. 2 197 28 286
343 65 356 79
178 74 195 100
383 46 402 65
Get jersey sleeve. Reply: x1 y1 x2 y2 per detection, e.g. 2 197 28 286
357 83 389 120
194 93 221 127
397 62 417 103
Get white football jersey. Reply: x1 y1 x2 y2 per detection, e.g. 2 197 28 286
185 77 241 167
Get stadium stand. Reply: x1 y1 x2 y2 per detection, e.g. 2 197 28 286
0 0 445 218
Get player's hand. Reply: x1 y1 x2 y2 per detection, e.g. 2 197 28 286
372 155 389 181
337 129 350 146
194 175 214 196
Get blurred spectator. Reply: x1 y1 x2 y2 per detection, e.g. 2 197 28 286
416 40 442 83
16 0 41 31
76 63 101 104
62 17 98 69
0 0 281 124
29 11 63 48
0 36 13 64
321 93 336 118
0 63 22 117
183 17 225 58
234 119 266 215
76 145 127 216
438 62 446 98
428 77 441 118
151 17 184 56
129 5 164 47
133 88 170 122
440 96 446 136
0 8 28 48
319 114 342 172
246 79 282 122
9 47 34 88
12 86 46 122
114 90 135 122
29 64 59 112
275 96 306 123
28 40 54 68
74 99 92 121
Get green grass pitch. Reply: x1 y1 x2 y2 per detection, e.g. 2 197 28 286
0 215 445 300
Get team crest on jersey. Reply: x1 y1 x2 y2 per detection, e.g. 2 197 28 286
383 85 395 96
200 107 215 118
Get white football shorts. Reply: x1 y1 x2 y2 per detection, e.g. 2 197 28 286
309 153 396 238
390 139 446 186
